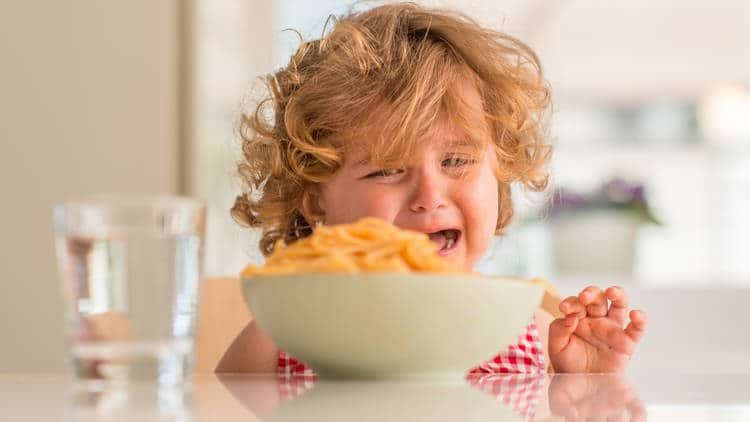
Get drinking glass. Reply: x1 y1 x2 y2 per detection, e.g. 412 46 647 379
53 196 205 388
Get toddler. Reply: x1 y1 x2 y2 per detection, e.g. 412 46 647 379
220 2 647 375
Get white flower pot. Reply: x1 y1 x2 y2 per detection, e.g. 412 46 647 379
551 211 641 276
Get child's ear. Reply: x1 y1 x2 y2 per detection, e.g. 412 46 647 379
300 186 326 226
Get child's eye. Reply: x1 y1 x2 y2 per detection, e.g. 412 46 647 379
363 168 404 179
441 156 476 168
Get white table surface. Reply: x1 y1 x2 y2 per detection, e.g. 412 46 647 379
2 372 749 421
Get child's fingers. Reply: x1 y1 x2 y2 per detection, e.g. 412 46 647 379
605 286 629 325
559 296 585 317
606 413 626 422
579 286 607 317
624 310 647 344
548 315 579 355
596 323 637 355
627 398 648 422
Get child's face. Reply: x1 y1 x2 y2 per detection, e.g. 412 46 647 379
308 83 499 271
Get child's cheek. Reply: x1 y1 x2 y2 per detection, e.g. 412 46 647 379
459 168 499 260
359 190 402 221
323 185 402 226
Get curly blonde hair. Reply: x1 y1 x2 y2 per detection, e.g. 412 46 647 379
232 2 552 256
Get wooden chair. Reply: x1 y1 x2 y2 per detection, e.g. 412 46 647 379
194 277 252 373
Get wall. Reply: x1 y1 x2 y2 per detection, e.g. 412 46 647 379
0 1 181 372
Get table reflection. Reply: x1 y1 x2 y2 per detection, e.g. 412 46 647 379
18 372 747 421
546 374 646 422
215 372 646 422
66 383 193 421
465 373 545 421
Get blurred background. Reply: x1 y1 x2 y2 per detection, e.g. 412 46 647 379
1 0 748 375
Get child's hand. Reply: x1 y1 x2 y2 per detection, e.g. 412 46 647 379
548 286 647 373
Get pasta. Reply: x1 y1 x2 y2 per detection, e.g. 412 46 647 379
241 217 560 316
241 217 459 276
528 277 557 297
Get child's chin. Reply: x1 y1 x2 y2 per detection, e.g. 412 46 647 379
443 253 470 272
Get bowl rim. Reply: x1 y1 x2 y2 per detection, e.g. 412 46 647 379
241 272 536 285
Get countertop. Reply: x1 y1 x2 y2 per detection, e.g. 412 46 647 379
2 372 749 421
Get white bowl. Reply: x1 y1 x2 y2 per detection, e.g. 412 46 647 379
241 273 543 378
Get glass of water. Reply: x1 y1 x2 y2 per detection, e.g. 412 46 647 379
53 196 205 389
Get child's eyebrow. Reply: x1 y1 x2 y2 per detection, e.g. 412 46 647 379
349 141 476 164
354 158 370 167
349 157 378 169
441 138 478 150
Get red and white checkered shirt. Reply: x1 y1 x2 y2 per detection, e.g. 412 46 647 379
277 317 545 378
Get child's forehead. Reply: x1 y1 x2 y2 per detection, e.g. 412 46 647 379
335 76 490 164
344 121 481 163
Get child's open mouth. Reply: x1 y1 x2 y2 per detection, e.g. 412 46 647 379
427 229 461 256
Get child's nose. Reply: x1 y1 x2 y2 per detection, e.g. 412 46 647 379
408 170 447 213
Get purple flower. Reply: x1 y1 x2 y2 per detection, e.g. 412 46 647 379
550 188 589 216
546 177 660 225
602 178 646 204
